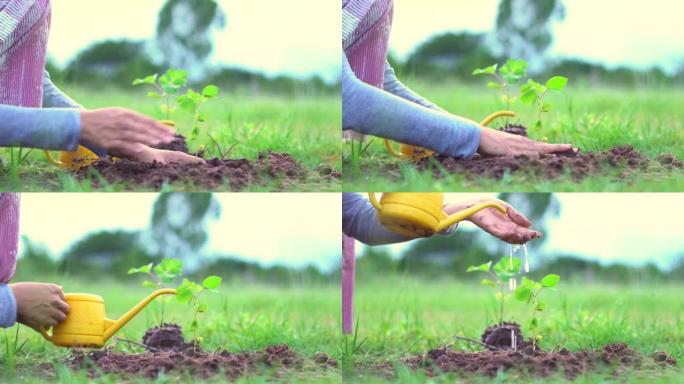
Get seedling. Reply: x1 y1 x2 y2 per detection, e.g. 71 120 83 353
519 76 568 133
473 59 528 110
128 258 183 324
133 69 189 120
514 274 560 348
175 275 222 343
133 69 221 147
466 257 522 325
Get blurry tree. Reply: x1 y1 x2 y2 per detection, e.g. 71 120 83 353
495 0 565 69
156 0 226 77
16 236 58 276
148 193 220 270
404 32 497 78
59 230 152 277
64 40 159 87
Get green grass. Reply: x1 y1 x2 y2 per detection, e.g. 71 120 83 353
0 86 341 191
3 275 682 382
343 81 684 191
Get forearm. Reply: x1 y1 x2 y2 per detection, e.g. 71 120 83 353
0 285 16 328
0 104 80 150
342 193 412 246
42 71 80 108
383 62 444 112
342 55 481 159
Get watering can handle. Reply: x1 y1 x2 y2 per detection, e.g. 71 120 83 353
43 150 65 167
383 140 409 160
40 326 54 342
436 201 507 232
480 111 516 127
368 192 381 211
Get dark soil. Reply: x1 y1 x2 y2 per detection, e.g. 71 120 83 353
75 135 339 190
66 323 336 380
376 324 678 380
404 123 684 181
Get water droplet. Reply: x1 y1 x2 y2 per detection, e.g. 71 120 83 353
523 244 529 273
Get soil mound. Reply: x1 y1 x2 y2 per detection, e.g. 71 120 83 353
67 324 304 380
481 322 529 351
75 135 339 190
398 341 677 380
417 145 664 180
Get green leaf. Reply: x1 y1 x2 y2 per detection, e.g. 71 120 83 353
536 302 546 311
521 276 542 290
481 279 497 288
540 274 560 287
127 263 153 275
472 64 498 76
202 276 222 289
132 74 157 86
487 81 502 89
197 113 207 123
198 303 208 313
541 102 552 112
500 59 527 84
546 76 568 91
514 286 533 302
466 261 492 273
142 280 158 288
190 319 198 331
530 318 538 328
176 95 197 112
494 257 521 279
202 85 219 98
520 89 537 105
176 287 193 303
147 92 161 100
155 258 183 284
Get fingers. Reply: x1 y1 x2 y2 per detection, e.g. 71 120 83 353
505 205 532 228
535 142 574 154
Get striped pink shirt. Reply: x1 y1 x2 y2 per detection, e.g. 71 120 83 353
0 193 20 284
0 0 51 108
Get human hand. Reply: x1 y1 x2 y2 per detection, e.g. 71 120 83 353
10 283 69 331
445 198 542 244
79 108 176 158
478 127 576 157
130 144 205 164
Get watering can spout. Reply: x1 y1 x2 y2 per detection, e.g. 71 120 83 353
102 288 176 342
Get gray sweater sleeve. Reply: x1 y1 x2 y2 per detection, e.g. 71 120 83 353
43 70 81 108
0 104 80 150
0 284 16 328
342 54 481 159
383 61 445 112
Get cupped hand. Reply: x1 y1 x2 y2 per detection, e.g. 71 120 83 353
445 198 542 244
478 127 576 157
10 282 69 331
79 108 176 157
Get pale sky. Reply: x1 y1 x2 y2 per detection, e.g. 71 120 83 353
18 193 341 272
48 0 340 82
391 0 684 73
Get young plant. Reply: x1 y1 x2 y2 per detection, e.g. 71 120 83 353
467 256 522 325
128 257 183 324
519 76 568 133
175 274 222 343
473 59 528 110
133 69 189 120
514 273 560 347
176 84 220 144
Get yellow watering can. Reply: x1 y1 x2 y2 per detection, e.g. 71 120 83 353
368 192 507 238
43 120 177 170
40 288 176 348
384 111 517 161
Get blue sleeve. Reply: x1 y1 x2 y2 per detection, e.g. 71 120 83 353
0 284 16 328
342 54 481 159
342 192 412 246
383 61 445 112
0 104 81 151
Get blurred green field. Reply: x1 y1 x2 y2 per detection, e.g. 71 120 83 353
343 81 684 192
0 87 341 192
3 275 683 382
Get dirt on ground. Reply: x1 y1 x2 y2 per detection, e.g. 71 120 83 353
376 323 678 380
66 324 337 380
76 135 339 190
411 124 683 181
